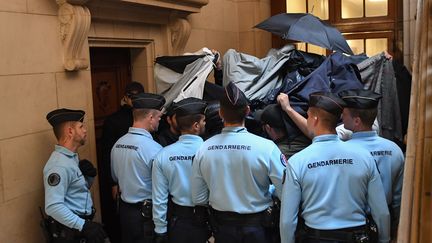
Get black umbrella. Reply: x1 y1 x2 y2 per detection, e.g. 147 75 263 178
255 13 353 55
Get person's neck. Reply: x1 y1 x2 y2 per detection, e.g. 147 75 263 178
223 121 244 127
313 127 337 137
59 140 79 153
133 120 150 132
181 130 200 136
353 125 373 133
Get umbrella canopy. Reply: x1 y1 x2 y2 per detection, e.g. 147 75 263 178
255 13 353 55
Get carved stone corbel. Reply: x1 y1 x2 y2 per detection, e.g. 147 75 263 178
169 17 192 55
56 0 91 71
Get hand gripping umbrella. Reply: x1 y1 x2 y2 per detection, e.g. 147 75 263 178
255 13 353 55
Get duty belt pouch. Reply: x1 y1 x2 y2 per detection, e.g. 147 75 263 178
261 206 276 228
141 199 153 220
353 230 370 243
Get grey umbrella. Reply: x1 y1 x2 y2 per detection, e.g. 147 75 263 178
255 13 353 55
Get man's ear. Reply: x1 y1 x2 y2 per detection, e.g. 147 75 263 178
245 105 251 116
354 116 362 126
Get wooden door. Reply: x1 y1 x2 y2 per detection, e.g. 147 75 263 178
90 48 132 140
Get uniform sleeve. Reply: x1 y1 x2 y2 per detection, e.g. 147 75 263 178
110 147 118 183
152 154 169 234
190 152 209 205
391 151 405 224
280 165 301 243
44 166 85 231
268 146 286 199
367 160 391 243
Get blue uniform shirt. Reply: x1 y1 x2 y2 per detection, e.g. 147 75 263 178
191 126 285 213
111 127 162 203
346 131 405 214
280 134 390 243
43 145 92 231
152 134 204 233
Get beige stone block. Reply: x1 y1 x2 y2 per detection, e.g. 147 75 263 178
0 12 64 75
256 1 271 23
93 20 115 38
0 73 57 140
0 190 45 243
239 31 256 55
55 70 94 120
0 155 3 203
0 131 56 201
238 1 256 32
189 0 223 30
0 1 26 13
222 0 239 32
113 22 135 39
27 0 58 15
255 30 271 57
205 30 239 55
185 29 207 52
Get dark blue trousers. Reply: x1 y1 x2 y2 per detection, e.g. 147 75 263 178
119 200 154 243
169 216 210 243
213 224 271 243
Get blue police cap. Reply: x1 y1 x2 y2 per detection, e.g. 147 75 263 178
46 108 85 127
131 93 165 110
220 82 249 107
339 89 382 109
173 97 207 118
309 92 346 116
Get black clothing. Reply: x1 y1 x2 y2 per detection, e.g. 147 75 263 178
99 105 134 243
154 128 179 147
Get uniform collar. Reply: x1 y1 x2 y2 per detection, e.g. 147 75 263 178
128 127 152 139
312 134 339 143
221 126 247 133
55 145 78 158
179 134 204 142
352 130 377 139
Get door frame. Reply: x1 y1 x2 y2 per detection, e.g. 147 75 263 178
88 37 157 93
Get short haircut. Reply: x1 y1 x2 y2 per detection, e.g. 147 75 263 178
309 107 339 129
176 114 204 131
52 121 75 140
347 107 377 127
133 108 153 121
220 103 248 124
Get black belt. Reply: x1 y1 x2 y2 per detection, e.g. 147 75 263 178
212 208 264 226
305 225 367 242
172 203 195 218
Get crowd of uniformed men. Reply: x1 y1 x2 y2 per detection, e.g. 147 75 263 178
42 77 404 243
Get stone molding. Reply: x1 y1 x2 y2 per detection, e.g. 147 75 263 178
55 0 208 71
169 17 192 55
56 0 91 71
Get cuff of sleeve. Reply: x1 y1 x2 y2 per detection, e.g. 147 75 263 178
154 225 167 234
77 218 86 231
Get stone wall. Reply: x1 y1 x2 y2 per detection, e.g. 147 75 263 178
186 0 271 57
0 0 272 242
0 1 96 242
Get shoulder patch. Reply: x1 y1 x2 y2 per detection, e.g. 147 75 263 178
47 173 61 186
280 154 287 167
